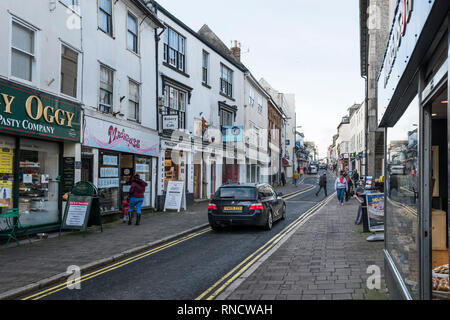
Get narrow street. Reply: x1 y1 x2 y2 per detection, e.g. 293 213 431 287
20 175 333 300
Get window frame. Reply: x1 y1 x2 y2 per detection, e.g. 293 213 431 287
10 19 36 84
99 63 114 114
98 0 113 36
163 26 186 72
60 43 79 99
220 63 233 98
127 12 138 54
128 79 140 122
162 83 187 130
202 50 209 85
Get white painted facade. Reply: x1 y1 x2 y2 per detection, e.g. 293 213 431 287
80 0 161 210
243 73 269 183
154 4 247 206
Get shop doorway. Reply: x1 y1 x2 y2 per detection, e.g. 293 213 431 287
81 156 93 182
194 164 201 199
429 84 448 298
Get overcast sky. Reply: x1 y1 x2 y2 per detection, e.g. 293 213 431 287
156 0 365 158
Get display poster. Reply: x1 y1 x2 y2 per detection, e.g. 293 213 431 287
0 148 13 173
63 157 75 193
98 178 119 189
23 174 33 183
0 180 12 208
366 193 384 232
65 201 90 227
164 181 186 212
103 155 118 166
100 167 119 178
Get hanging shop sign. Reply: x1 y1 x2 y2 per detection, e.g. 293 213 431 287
163 115 179 130
0 78 81 142
222 126 243 142
83 116 159 157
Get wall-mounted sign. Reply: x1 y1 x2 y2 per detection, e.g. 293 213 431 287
0 78 81 142
163 115 179 130
222 126 243 142
84 116 159 157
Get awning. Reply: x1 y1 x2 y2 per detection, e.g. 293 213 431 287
282 158 293 167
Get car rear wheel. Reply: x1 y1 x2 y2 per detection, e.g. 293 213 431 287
263 211 273 231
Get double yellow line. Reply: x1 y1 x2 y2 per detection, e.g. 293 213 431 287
195 192 335 300
21 185 318 301
22 228 212 300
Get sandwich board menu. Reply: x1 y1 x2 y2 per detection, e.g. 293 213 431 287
164 181 186 213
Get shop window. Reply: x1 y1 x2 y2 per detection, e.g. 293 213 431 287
19 139 59 227
164 149 182 191
385 96 420 299
98 151 119 212
0 136 15 225
135 156 151 207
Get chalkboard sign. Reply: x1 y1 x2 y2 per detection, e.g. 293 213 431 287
63 157 75 193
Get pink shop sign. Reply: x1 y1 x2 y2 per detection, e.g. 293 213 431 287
83 117 159 157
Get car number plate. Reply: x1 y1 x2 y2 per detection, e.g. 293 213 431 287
224 206 242 211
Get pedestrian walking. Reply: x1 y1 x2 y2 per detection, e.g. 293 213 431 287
315 172 328 197
127 174 148 226
335 171 348 206
281 171 286 186
346 175 354 202
299 168 304 182
293 170 300 186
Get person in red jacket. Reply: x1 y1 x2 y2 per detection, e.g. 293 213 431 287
128 174 148 226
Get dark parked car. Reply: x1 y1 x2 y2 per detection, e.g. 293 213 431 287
208 183 286 231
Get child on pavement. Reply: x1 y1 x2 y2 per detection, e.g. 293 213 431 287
293 170 300 186
335 171 347 206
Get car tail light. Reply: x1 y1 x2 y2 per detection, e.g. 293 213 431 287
249 204 264 211
208 204 218 210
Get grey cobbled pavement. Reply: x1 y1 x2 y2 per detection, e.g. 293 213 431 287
223 196 389 300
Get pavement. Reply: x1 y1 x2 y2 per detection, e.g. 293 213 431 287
0 180 311 299
224 193 389 300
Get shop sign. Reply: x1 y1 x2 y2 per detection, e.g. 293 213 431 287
222 126 243 142
83 116 159 157
161 140 191 152
163 115 179 130
163 180 186 212
0 78 81 142
378 0 435 125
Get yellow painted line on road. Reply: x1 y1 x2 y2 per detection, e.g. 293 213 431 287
196 193 335 300
22 227 212 300
283 185 315 201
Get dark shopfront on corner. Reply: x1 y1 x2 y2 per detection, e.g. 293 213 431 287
377 0 449 299
0 78 81 233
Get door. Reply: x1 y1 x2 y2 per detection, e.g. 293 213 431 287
81 156 93 182
194 164 201 199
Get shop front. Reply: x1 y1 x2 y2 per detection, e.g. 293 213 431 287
83 116 159 214
377 0 449 299
0 78 81 232
157 139 192 210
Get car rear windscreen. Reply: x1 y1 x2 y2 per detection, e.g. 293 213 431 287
218 187 256 200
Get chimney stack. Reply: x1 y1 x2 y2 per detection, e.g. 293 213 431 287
230 40 241 61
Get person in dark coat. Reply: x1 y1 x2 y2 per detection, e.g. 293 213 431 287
315 172 328 197
128 174 148 225
280 171 286 186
